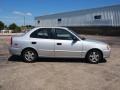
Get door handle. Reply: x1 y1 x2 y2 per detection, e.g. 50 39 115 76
57 43 62 45
31 42 37 44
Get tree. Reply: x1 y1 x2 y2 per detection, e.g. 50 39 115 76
4 25 8 29
9 23 21 33
26 25 35 29
0 21 4 30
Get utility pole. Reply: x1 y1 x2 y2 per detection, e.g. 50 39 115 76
24 15 25 26
24 15 26 31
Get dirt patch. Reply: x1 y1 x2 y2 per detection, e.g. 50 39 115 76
0 35 120 90
0 85 2 88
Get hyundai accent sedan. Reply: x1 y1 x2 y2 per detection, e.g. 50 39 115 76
9 27 111 64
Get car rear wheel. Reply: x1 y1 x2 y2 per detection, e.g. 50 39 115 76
86 50 102 64
22 49 38 62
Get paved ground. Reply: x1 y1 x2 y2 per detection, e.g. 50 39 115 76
0 35 120 90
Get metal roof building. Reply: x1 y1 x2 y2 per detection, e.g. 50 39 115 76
35 5 120 27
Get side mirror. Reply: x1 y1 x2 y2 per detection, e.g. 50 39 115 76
81 37 86 40
72 36 78 41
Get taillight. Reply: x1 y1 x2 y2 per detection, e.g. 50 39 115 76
10 37 12 46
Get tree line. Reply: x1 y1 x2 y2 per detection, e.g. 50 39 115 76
0 21 34 33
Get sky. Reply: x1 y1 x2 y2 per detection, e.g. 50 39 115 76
0 0 120 26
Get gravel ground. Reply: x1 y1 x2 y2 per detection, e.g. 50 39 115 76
0 35 120 90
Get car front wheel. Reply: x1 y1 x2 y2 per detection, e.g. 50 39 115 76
22 49 38 62
86 50 103 64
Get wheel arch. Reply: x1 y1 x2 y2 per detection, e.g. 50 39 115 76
85 48 103 59
21 47 38 56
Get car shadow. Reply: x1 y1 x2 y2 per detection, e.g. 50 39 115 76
8 55 107 64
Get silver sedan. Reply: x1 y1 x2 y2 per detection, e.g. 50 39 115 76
9 27 111 64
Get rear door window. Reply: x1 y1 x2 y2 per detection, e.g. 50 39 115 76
30 28 53 39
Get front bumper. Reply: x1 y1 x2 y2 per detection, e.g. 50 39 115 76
103 50 111 58
9 47 21 56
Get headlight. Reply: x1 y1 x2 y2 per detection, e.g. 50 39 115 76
107 45 111 50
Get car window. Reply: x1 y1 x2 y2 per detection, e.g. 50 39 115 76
55 29 73 40
30 28 52 39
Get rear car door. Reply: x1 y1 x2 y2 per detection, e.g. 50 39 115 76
30 28 54 57
54 28 83 58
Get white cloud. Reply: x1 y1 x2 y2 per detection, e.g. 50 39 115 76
0 16 18 19
13 11 24 15
26 12 32 16
13 11 32 16
4 16 18 19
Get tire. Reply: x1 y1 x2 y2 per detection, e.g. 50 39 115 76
86 50 103 64
22 49 38 63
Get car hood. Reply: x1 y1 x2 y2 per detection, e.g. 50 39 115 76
83 39 107 45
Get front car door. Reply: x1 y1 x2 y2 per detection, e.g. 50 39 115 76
54 28 83 58
30 28 54 57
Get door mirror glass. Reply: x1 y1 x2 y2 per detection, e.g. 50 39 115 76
72 36 78 41
81 36 86 40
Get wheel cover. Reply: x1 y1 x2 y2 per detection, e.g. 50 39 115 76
89 51 100 63
24 50 35 61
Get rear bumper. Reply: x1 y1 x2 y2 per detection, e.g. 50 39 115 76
103 50 111 58
9 47 21 56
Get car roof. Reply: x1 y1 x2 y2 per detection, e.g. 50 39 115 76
34 27 68 30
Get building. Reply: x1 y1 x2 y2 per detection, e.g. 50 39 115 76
35 5 120 35
0 30 13 33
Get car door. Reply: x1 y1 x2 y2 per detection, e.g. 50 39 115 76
54 28 83 58
30 28 54 57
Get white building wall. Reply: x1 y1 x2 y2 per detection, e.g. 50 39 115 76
35 5 120 27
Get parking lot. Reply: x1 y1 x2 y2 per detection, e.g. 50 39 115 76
0 35 120 90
